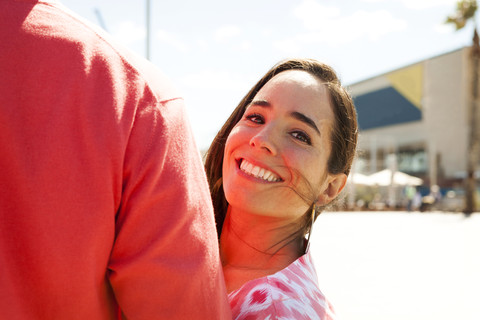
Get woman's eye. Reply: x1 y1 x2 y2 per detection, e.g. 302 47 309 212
245 113 264 124
291 131 311 145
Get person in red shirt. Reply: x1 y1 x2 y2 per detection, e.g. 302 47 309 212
204 58 358 319
0 1 230 319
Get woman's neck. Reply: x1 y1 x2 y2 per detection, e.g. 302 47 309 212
220 207 305 292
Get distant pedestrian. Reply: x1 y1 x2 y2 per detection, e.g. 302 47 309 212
413 191 422 211
405 185 416 211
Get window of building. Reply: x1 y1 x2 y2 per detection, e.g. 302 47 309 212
397 150 427 173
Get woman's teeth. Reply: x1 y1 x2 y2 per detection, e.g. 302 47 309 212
240 159 281 182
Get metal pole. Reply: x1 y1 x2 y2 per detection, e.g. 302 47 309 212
146 0 151 60
94 8 108 32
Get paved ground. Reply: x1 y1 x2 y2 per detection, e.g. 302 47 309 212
309 211 480 320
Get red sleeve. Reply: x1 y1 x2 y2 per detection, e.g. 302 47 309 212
108 93 231 319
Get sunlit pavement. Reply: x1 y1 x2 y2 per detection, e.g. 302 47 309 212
310 211 480 320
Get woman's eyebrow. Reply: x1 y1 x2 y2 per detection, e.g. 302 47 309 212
249 99 271 107
290 111 321 135
249 99 321 136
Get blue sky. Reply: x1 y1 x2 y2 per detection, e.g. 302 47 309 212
61 0 476 150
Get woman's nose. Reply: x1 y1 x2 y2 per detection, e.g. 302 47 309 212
249 127 278 156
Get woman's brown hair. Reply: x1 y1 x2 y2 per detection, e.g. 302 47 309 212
204 58 358 238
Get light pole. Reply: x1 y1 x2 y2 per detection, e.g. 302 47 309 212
146 0 151 60
465 28 480 214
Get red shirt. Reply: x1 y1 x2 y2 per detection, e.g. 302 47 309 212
0 1 230 319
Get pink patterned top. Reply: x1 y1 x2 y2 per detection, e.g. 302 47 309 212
228 252 336 320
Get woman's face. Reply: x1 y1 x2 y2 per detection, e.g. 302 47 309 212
222 70 340 220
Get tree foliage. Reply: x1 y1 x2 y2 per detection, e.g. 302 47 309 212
446 0 478 30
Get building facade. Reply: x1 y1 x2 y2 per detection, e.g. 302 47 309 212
350 47 477 193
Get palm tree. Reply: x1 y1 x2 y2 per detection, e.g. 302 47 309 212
446 0 479 214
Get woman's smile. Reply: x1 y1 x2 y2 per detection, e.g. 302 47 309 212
238 158 283 182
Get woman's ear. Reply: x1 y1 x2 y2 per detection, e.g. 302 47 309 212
317 173 347 205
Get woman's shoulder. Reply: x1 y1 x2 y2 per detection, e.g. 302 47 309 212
228 253 336 320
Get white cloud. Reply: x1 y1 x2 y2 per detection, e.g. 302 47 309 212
291 1 407 45
293 0 340 30
399 0 458 10
156 29 189 53
212 25 250 52
195 38 210 52
434 22 455 34
111 21 145 47
261 28 274 37
179 70 253 92
273 37 303 55
348 10 408 41
233 40 252 52
360 0 458 9
215 25 242 43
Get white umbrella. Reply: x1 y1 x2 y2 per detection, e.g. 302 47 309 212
350 173 374 185
368 169 423 186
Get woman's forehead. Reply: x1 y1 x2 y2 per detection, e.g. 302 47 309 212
254 70 333 120
268 70 324 87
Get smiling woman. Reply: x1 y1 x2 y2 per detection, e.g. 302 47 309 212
204 58 358 319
